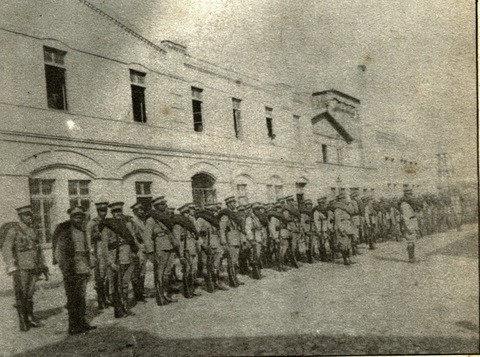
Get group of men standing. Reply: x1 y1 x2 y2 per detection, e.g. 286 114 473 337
1 187 463 335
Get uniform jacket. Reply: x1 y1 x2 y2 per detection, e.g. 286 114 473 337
100 218 138 266
245 213 263 243
86 216 108 273
399 199 418 236
172 214 199 255
2 221 44 273
144 212 178 253
196 210 223 248
268 211 289 240
312 208 327 234
218 209 243 246
53 220 92 276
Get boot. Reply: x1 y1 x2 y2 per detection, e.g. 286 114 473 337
68 314 85 335
407 243 416 263
154 280 168 306
233 266 244 286
214 271 229 291
342 250 350 265
95 287 105 310
163 281 178 303
204 273 215 293
227 262 239 288
368 239 376 250
27 301 44 328
16 303 29 332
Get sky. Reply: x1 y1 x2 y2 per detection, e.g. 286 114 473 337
89 0 476 177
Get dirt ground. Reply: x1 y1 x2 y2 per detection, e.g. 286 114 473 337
1 224 478 356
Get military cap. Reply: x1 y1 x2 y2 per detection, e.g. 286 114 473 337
251 202 261 209
188 202 197 209
237 204 246 211
245 203 253 210
152 196 167 206
337 192 347 199
130 202 143 210
285 195 295 201
303 199 313 205
404 188 413 194
317 196 327 202
277 197 287 204
178 203 191 213
351 191 359 198
167 207 175 212
69 206 85 217
95 201 109 210
16 205 32 215
274 202 283 209
215 202 222 209
224 196 236 204
108 202 124 211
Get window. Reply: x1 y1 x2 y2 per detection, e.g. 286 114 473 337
237 184 248 202
337 146 344 164
44 46 67 110
29 179 55 244
192 173 216 208
232 98 242 138
322 144 328 163
68 180 91 212
266 184 283 203
135 181 152 209
265 107 274 139
192 87 203 132
130 70 147 123
293 115 301 144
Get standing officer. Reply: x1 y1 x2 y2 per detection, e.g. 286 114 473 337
86 201 110 310
349 192 361 256
100 202 138 317
1 205 47 331
363 196 376 250
300 199 317 263
145 196 179 305
244 203 262 279
218 196 243 287
313 197 329 262
129 202 148 303
195 203 229 292
54 206 97 335
333 192 356 266
252 203 269 268
268 202 290 271
399 189 419 263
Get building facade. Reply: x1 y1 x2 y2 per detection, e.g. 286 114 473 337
0 0 435 249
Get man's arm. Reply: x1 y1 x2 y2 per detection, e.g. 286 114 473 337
2 227 16 274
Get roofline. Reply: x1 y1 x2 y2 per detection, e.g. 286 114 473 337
311 111 354 143
312 89 360 104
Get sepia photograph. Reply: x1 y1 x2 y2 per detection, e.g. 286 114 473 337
0 0 477 355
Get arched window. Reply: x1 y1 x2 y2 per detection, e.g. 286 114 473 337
191 173 217 208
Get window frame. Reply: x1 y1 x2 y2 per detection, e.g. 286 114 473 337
130 70 147 123
29 178 56 245
44 46 68 111
192 87 204 132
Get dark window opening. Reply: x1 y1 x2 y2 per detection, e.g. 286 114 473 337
192 99 203 132
45 65 67 110
131 85 147 123
322 144 328 163
266 118 274 138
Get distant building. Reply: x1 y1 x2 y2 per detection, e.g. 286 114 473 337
0 0 435 251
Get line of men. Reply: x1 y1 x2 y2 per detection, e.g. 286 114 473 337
1 187 464 335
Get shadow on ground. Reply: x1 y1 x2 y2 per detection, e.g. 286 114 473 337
427 234 478 259
13 325 479 356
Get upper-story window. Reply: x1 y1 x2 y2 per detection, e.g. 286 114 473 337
322 144 328 163
44 46 67 110
192 87 203 132
265 107 274 139
130 70 147 123
232 98 242 138
293 115 301 144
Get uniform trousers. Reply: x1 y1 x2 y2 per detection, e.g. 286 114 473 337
63 273 89 328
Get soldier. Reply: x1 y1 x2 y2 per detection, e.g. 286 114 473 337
100 202 139 317
244 203 263 279
218 196 244 287
236 204 250 275
252 203 269 268
348 192 362 256
399 188 419 263
195 203 229 292
313 197 329 262
451 193 463 231
300 199 317 263
85 201 110 310
145 196 179 305
326 197 337 261
284 196 306 262
129 202 148 304
1 205 47 331
333 193 356 266
53 206 97 335
268 202 290 271
363 196 376 250
172 205 201 298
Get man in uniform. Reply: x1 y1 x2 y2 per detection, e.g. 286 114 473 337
399 189 419 263
129 202 148 304
363 196 376 250
333 192 356 266
252 203 269 268
349 192 362 256
86 201 110 310
145 196 179 305
218 196 244 287
244 203 263 279
300 199 317 263
100 202 138 317
195 202 229 292
268 202 290 271
1 205 47 331
313 197 329 262
54 206 97 334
